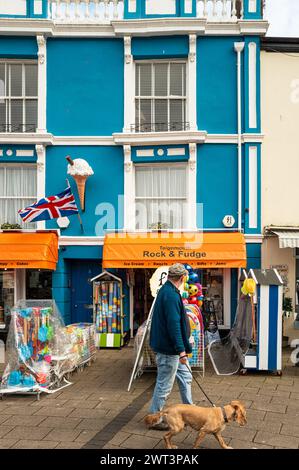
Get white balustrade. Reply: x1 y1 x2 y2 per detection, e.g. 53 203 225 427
48 0 242 22
48 0 124 21
196 0 243 21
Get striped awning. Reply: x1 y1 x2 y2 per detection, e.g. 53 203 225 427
273 231 299 249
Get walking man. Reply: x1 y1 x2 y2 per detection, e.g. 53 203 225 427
149 263 193 430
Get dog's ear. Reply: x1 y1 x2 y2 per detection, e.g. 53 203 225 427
230 400 244 411
230 401 247 424
144 415 154 426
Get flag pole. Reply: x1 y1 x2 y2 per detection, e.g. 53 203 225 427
66 177 84 233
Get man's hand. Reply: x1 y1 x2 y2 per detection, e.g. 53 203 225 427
179 352 188 364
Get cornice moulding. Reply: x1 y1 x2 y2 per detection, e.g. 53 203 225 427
0 18 269 38
113 131 207 146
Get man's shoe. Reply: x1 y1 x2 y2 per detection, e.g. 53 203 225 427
150 422 169 431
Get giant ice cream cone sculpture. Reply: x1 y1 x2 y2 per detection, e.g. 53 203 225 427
66 156 94 212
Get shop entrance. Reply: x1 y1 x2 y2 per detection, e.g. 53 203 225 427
131 267 228 336
71 261 101 324
132 268 155 335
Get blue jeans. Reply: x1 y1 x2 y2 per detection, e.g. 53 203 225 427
149 353 193 413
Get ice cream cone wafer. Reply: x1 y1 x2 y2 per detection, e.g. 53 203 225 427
74 175 87 211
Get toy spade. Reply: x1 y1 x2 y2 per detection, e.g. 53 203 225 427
46 322 54 341
38 313 48 343
19 318 32 361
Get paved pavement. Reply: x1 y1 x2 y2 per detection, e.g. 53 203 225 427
0 345 298 449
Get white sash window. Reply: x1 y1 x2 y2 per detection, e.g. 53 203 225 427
135 164 187 230
0 61 38 133
135 61 187 132
0 164 37 227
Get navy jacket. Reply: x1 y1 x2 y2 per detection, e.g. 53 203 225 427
149 280 192 356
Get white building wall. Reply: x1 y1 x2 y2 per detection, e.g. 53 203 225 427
261 51 299 227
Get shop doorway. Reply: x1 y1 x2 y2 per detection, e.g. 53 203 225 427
70 261 101 324
131 267 229 336
132 269 155 335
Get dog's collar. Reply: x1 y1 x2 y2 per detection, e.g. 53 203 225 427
222 407 229 423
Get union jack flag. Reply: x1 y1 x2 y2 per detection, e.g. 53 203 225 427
18 186 79 223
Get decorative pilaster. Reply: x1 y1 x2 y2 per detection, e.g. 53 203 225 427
37 35 47 134
123 37 135 133
123 145 135 230
188 35 197 132
187 143 197 230
36 144 46 229
243 0 262 19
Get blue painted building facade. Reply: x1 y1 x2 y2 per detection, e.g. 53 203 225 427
0 0 267 334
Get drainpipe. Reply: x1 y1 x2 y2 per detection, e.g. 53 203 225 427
234 42 245 232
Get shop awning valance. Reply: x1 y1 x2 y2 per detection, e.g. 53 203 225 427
273 231 299 249
0 232 58 270
103 232 246 269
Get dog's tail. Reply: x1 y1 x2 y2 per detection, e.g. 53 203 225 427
144 411 166 427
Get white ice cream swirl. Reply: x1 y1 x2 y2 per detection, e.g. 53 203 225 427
67 158 94 177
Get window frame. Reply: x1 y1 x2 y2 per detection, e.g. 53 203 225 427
0 59 38 133
134 59 188 132
0 163 37 226
134 162 188 230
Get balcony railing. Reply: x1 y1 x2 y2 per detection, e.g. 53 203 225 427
48 0 124 21
48 0 243 22
0 124 37 133
197 0 243 21
131 122 190 133
0 1 260 23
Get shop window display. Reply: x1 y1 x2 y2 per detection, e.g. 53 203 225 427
0 270 15 326
26 270 52 300
200 269 224 326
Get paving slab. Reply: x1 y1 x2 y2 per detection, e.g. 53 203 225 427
0 439 18 449
254 431 299 449
229 439 273 449
280 424 299 438
38 416 82 429
56 442 83 449
0 415 11 425
33 406 75 417
121 434 161 449
0 406 37 416
264 411 299 425
251 401 287 414
0 425 18 438
2 415 48 427
43 428 82 442
75 418 111 431
68 408 109 419
106 431 133 446
75 430 99 443
4 426 52 440
12 440 59 449
64 400 100 409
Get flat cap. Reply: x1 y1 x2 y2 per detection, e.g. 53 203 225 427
168 263 187 277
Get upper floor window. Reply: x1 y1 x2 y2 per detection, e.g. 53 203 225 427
135 61 187 133
135 164 187 229
0 164 37 227
0 61 38 133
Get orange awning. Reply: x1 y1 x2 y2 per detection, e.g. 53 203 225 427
103 232 246 269
0 232 58 270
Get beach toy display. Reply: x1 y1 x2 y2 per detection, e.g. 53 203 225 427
0 300 78 397
64 323 96 367
182 265 205 373
92 271 124 348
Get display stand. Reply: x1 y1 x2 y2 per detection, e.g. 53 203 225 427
92 271 125 348
241 269 283 374
132 305 205 381
0 300 76 399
